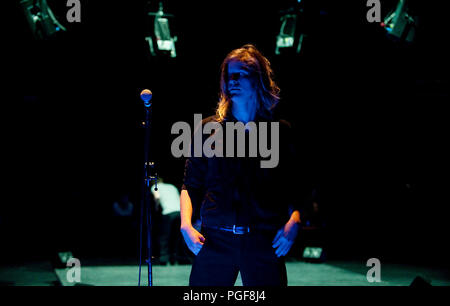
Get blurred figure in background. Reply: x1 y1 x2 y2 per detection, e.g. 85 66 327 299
151 178 191 265
111 193 137 257
112 194 134 217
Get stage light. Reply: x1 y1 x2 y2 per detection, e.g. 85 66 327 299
275 2 305 55
303 246 322 258
382 0 417 43
276 14 297 53
302 246 325 262
20 0 66 40
145 1 177 58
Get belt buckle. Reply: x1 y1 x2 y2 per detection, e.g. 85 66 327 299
232 225 249 235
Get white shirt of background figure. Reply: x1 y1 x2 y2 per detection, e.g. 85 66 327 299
151 182 181 215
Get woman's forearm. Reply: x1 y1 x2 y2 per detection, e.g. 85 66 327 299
180 189 194 229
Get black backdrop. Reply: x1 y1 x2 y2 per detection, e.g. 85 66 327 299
4 0 449 265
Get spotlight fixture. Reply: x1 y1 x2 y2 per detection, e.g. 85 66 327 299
302 246 325 262
20 0 66 40
275 0 305 55
145 1 177 58
381 0 417 43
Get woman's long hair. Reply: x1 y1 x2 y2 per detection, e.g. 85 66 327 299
216 44 280 122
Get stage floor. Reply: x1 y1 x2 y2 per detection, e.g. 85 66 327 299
3 258 448 286
55 261 450 286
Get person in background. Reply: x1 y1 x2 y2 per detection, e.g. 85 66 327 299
152 178 190 265
111 193 136 256
112 194 134 217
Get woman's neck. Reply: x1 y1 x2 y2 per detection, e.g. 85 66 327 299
231 99 257 124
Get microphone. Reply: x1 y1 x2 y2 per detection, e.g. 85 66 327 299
140 89 153 108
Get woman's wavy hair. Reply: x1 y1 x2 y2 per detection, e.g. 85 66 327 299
216 44 280 122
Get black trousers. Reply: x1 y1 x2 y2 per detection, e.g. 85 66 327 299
189 227 287 286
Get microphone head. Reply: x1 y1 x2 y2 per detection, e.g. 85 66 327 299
140 89 153 107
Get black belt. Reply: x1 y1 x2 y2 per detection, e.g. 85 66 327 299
206 225 250 235
205 224 279 235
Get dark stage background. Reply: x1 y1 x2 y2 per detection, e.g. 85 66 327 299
4 0 449 266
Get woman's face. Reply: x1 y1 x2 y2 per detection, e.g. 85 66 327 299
227 60 257 105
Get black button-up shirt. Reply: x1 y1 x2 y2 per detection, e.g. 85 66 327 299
182 114 302 230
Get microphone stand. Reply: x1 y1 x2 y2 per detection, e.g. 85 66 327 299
139 98 158 287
